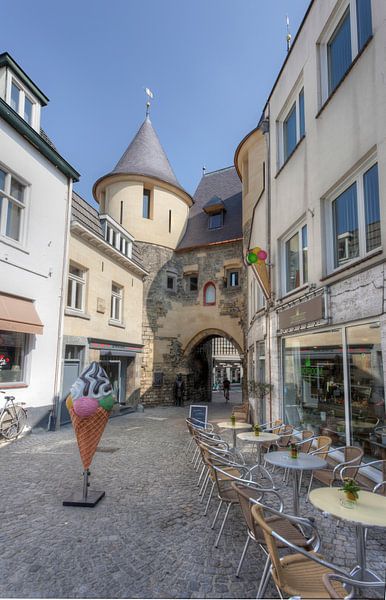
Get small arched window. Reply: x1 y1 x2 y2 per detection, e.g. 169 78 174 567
204 282 216 306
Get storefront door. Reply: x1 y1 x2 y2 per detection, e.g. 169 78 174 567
100 360 121 403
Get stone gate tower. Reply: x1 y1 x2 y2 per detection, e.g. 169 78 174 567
94 115 246 405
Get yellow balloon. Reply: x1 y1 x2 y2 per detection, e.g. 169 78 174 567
251 246 261 254
66 394 73 410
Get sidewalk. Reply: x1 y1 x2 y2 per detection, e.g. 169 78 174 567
0 395 384 598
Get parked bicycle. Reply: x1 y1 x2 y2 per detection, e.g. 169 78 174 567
0 391 27 440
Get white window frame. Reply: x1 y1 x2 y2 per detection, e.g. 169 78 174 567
67 264 86 312
6 72 38 129
0 165 29 248
110 283 123 322
228 269 240 288
318 0 371 106
281 221 308 296
324 154 381 274
276 77 305 169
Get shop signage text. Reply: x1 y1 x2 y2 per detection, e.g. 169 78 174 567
278 294 324 331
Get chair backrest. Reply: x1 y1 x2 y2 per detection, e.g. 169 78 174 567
276 424 294 447
313 435 332 458
342 446 364 478
251 504 287 588
298 430 314 453
231 482 262 535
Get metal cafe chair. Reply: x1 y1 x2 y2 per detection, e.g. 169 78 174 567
197 442 247 516
251 502 370 600
322 572 386 599
307 446 364 499
340 459 386 495
185 417 214 457
231 481 320 586
208 462 275 549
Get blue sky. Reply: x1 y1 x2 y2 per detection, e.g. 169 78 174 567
2 0 310 203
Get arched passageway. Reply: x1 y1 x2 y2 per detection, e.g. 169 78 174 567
183 330 244 403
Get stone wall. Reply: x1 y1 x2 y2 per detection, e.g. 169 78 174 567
137 240 246 406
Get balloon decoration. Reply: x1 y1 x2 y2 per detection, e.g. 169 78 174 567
246 246 268 266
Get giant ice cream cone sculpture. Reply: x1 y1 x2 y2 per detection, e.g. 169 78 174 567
66 362 114 470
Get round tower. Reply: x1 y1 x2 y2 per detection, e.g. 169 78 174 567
93 116 193 249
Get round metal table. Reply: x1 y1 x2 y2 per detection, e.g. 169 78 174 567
309 487 386 583
265 451 327 515
237 431 279 464
217 421 251 448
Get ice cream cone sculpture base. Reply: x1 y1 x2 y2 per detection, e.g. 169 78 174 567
63 469 105 508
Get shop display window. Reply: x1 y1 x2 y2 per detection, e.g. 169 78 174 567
283 323 385 462
347 323 385 461
0 331 27 384
283 330 345 446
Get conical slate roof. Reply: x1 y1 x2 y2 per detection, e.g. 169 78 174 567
111 116 182 190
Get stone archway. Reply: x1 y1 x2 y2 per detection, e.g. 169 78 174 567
183 329 244 404
183 328 243 358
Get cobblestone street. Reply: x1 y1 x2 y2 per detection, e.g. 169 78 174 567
0 393 385 599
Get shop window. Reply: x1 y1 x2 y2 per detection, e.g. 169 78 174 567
203 282 216 305
319 0 372 105
326 161 380 272
0 167 27 244
67 264 86 311
283 323 385 462
347 323 384 458
64 345 84 360
143 189 152 219
208 212 223 230
110 284 123 322
0 331 27 384
282 223 308 294
283 330 345 443
277 83 305 169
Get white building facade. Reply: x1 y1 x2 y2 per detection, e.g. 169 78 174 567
0 53 79 428
237 0 386 466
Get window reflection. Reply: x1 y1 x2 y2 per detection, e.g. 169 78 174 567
283 330 345 446
347 323 385 460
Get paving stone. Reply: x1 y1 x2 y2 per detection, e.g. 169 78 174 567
0 394 384 598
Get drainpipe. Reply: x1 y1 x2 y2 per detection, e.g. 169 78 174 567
261 112 273 422
49 177 73 431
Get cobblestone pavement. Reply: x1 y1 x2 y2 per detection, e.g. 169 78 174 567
0 392 385 599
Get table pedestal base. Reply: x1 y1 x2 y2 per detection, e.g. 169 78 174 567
350 524 383 583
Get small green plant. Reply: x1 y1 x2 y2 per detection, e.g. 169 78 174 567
230 414 236 426
340 477 361 501
253 423 260 436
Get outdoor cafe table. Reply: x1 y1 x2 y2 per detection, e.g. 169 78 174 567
217 421 251 448
237 431 279 464
309 487 386 583
264 451 327 515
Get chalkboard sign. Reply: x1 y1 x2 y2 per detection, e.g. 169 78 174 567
189 405 208 428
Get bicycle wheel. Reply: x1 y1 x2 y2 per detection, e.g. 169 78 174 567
0 406 27 440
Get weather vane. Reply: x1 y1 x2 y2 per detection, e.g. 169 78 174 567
286 16 292 52
145 87 154 117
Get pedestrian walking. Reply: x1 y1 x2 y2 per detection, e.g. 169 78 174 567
223 377 230 402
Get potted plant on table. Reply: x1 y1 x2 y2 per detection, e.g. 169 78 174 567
253 423 261 437
340 477 361 508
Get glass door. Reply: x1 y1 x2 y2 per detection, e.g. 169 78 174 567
100 360 121 403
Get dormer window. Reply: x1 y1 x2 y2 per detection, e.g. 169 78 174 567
8 77 36 127
208 212 223 230
203 195 225 230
